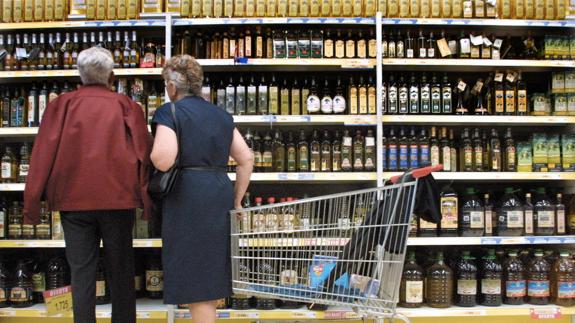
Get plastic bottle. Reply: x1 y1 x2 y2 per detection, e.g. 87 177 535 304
399 251 424 308
455 251 478 307
146 252 163 299
46 257 69 291
497 188 524 236
9 259 34 308
31 259 45 304
426 251 454 308
459 188 485 237
533 187 555 236
552 251 575 307
528 250 551 305
0 260 9 308
504 251 526 305
480 249 502 306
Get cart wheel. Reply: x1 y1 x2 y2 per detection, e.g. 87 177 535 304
388 312 411 323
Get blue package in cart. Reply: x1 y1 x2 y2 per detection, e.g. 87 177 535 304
309 255 349 289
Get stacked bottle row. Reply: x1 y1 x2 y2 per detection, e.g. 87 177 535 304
380 126 575 173
0 251 166 308
0 79 164 128
400 249 575 308
204 74 377 116
0 31 165 71
239 128 376 172
0 199 61 240
415 185 569 237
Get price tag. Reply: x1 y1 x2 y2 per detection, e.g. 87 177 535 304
530 307 561 319
506 71 517 83
341 59 372 69
458 80 467 92
472 81 483 94
483 37 493 47
43 286 73 316
293 311 317 318
15 48 28 59
470 34 483 46
494 72 504 82
493 38 503 49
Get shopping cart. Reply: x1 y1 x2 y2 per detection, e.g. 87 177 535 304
230 165 443 323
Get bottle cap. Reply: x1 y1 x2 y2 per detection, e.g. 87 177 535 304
255 197 263 203
267 197 276 204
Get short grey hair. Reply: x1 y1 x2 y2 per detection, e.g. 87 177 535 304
77 47 114 86
162 55 203 96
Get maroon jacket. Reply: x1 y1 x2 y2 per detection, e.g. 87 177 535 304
24 85 153 224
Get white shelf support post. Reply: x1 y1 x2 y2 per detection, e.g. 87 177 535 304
376 11 384 189
165 13 173 102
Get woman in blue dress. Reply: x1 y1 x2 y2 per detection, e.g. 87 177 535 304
150 55 253 323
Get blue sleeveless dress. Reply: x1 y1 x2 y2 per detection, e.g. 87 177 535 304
152 96 235 304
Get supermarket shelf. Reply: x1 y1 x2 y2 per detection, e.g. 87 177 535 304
380 18 575 28
0 68 162 80
381 59 575 72
198 58 376 71
0 298 166 318
0 239 162 248
173 305 575 319
0 19 166 30
381 115 575 126
174 17 375 26
429 172 575 181
234 115 377 125
229 172 377 182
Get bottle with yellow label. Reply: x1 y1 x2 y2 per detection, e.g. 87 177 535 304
287 0 297 16
352 0 362 16
399 0 409 16
420 0 430 16
190 0 201 16
299 0 310 15
255 0 265 15
544 0 554 19
524 0 534 18
365 0 376 15
555 0 565 19
235 0 246 16
534 0 543 18
179 0 190 16
332 0 342 15
212 0 222 16
126 0 138 18
224 0 233 16
266 0 276 16
85 0 95 18
441 0 451 17
277 0 287 16
430 0 440 17
387 0 398 16
499 0 511 18
377 0 387 16
310 0 320 16
409 0 419 17
321 0 330 16
2 0 13 22
23 0 33 21
96 0 106 19
475 0 485 17
108 0 118 19
513 0 524 18
13 0 24 22
117 0 127 18
44 0 54 20
451 0 462 16
33 0 43 21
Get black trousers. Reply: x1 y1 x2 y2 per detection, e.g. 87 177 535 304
61 210 136 323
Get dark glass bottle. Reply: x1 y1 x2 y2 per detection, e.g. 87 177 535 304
528 250 551 305
297 129 310 172
46 257 68 291
398 127 409 171
272 130 286 172
364 129 375 172
31 259 45 304
352 130 364 172
460 128 473 172
399 251 424 308
455 251 478 307
285 131 297 172
320 130 332 172
96 257 110 305
387 128 399 171
480 249 503 306
310 130 321 172
419 128 430 167
332 130 342 172
503 128 516 172
10 259 34 308
262 132 274 172
426 251 454 308
408 127 419 169
472 128 483 172
146 253 163 299
504 251 526 305
459 188 485 237
134 255 145 298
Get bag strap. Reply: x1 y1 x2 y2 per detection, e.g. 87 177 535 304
169 102 181 167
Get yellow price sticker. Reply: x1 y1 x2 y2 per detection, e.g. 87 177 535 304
43 286 73 316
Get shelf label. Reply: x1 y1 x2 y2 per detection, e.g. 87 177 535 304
341 59 372 69
530 307 561 319
217 311 231 318
231 312 259 319
43 286 73 317
136 312 151 318
0 310 15 316
293 311 317 318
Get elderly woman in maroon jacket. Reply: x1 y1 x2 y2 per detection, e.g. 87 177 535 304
23 46 152 323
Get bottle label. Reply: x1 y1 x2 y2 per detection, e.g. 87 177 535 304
321 97 333 114
0 289 6 302
420 144 430 166
263 151 273 168
457 279 477 295
528 280 550 297
146 270 163 292
557 210 566 234
506 280 526 297
506 210 524 228
405 280 424 303
388 144 398 170
558 282 575 299
307 95 320 113
536 210 555 228
465 211 484 229
300 218 310 230
8 224 21 238
409 144 418 168
96 280 106 297
419 218 437 229
442 146 451 171
1 162 11 179
399 144 408 169
338 217 351 229
518 90 528 112
9 287 30 302
525 210 534 234
333 95 346 113
19 164 29 178
440 196 458 229
266 212 278 230
22 224 34 237
464 147 473 168
280 269 298 286
495 90 505 113
485 210 493 234
474 146 483 169
280 213 295 231
481 279 501 295
252 213 266 232
32 273 46 292
253 151 263 168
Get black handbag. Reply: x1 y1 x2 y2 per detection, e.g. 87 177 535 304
149 102 181 198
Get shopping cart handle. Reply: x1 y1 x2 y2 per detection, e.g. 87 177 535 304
390 165 444 183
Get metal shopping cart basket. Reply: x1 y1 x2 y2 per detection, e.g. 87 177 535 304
230 165 443 323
